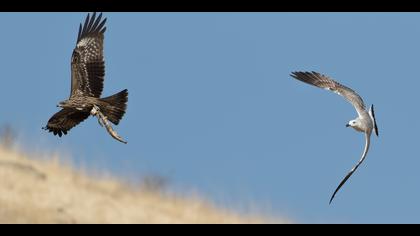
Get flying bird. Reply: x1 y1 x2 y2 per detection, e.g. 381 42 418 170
291 71 378 204
43 12 128 143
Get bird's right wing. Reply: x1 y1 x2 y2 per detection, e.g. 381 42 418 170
43 109 90 137
70 12 106 98
329 133 371 204
291 71 366 117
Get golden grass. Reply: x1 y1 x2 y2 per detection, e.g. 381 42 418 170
0 146 289 224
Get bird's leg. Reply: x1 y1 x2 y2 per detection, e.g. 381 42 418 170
90 105 104 127
90 105 100 116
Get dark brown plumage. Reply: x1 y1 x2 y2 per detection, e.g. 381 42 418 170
43 13 128 138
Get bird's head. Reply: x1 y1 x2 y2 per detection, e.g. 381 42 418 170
346 119 359 128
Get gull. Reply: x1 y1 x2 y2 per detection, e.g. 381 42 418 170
291 71 378 204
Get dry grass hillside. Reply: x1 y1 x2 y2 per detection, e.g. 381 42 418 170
0 145 288 224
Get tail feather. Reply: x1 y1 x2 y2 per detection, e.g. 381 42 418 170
99 89 128 125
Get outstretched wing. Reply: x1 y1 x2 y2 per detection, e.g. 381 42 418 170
70 12 106 98
329 133 371 204
291 71 366 117
43 109 90 137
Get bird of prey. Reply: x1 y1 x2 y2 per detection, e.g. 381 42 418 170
43 12 128 144
291 71 378 204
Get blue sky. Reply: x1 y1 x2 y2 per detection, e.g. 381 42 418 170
1 12 420 223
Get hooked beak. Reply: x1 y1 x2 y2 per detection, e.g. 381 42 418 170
345 124 350 127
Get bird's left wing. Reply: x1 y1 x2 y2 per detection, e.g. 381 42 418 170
329 133 371 204
70 12 106 98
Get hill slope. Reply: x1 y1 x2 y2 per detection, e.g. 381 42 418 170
0 146 287 224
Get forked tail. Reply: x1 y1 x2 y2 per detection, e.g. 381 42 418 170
99 89 128 125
